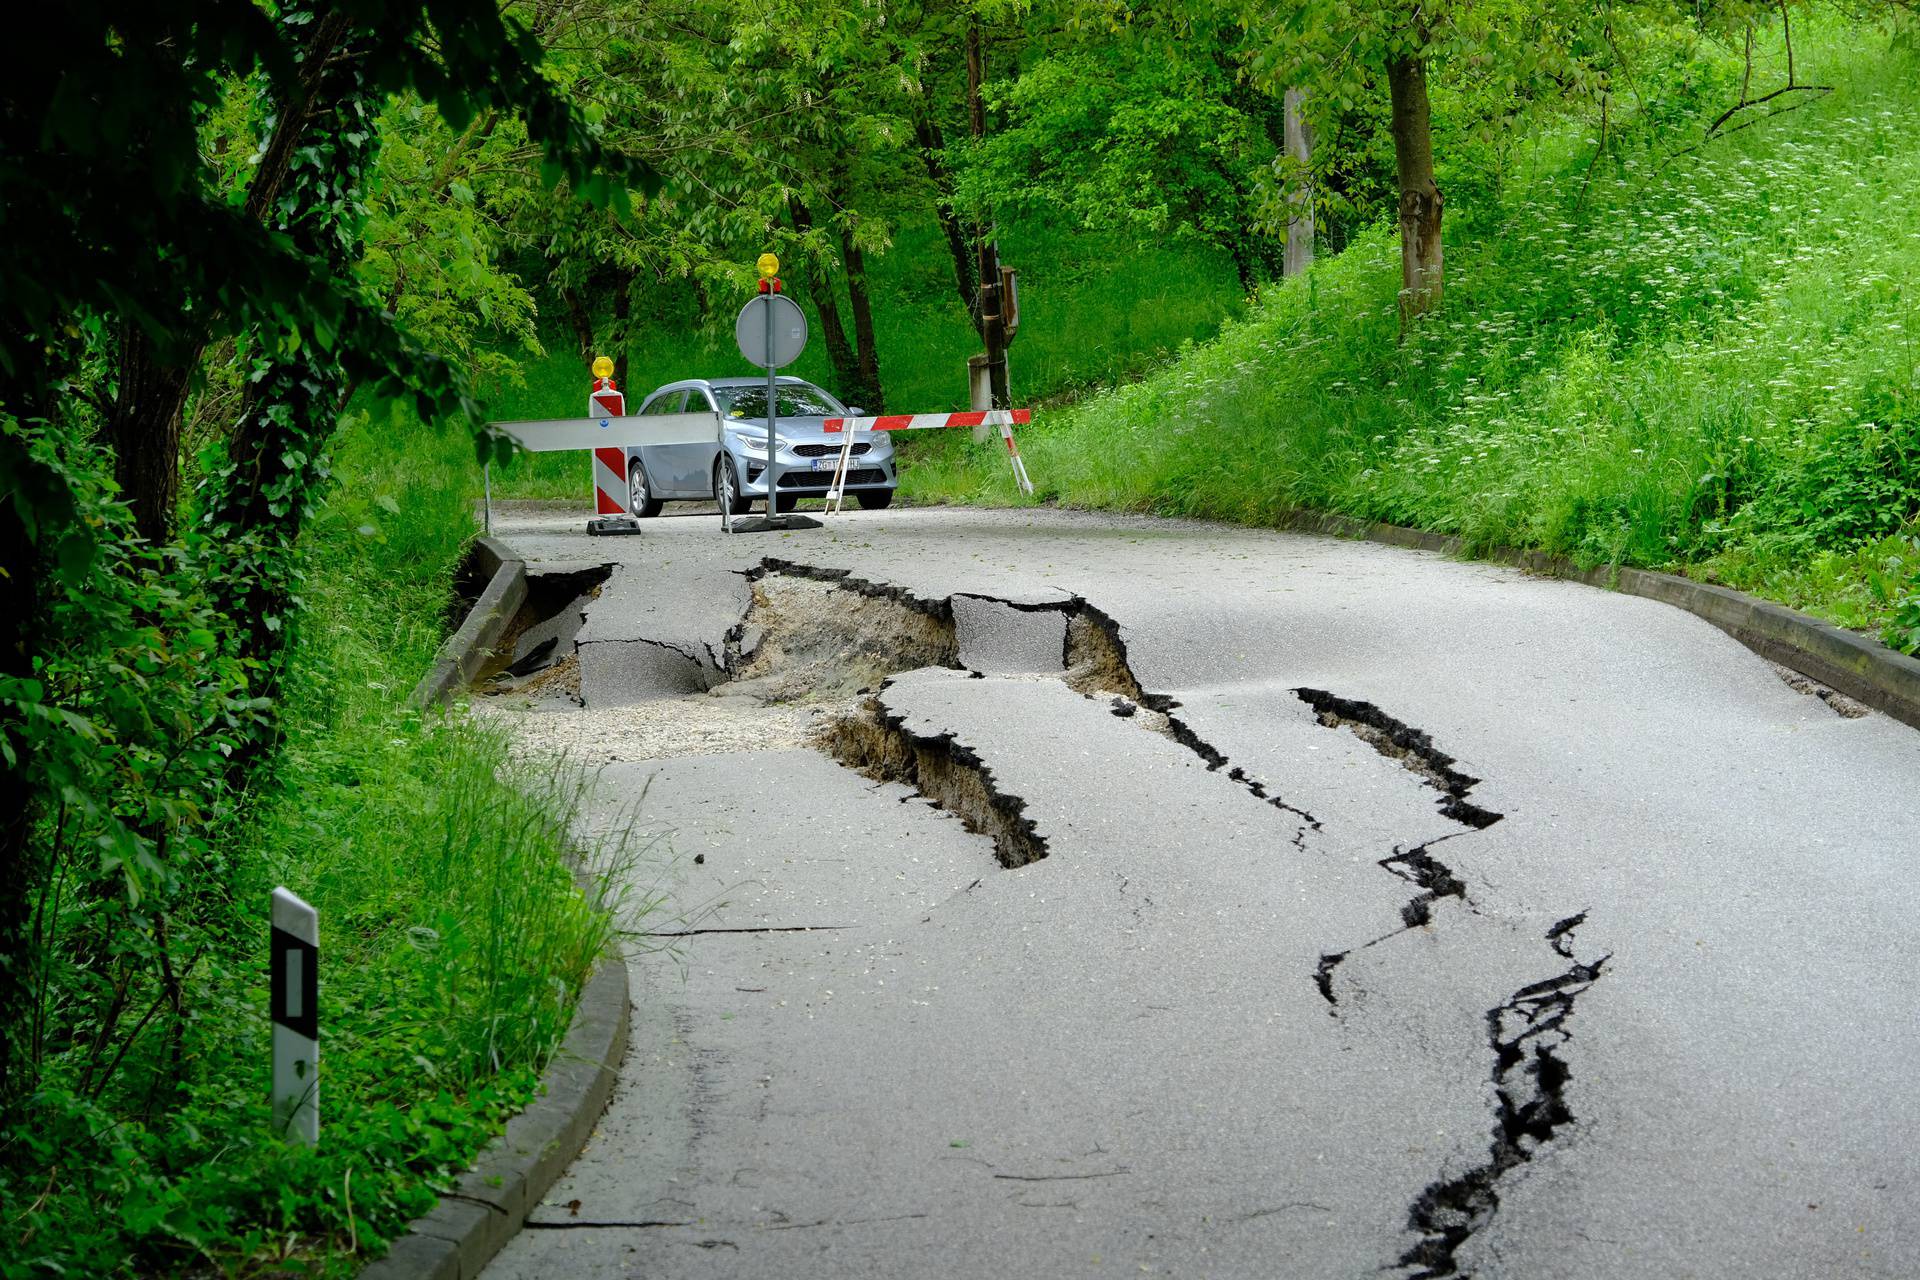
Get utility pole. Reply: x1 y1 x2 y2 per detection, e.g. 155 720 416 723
1283 88 1315 277
967 20 1010 410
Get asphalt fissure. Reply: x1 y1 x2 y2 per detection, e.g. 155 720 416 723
1064 603 1320 836
823 694 1050 868
1397 927 1609 1278
1293 688 1502 830
1287 686 1606 1276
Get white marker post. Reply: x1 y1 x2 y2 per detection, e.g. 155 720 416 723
271 887 319 1146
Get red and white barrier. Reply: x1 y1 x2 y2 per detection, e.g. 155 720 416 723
822 409 1031 433
822 408 1034 500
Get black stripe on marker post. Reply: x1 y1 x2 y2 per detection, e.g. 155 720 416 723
271 925 319 1041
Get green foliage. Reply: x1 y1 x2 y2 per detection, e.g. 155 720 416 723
2 410 625 1277
956 50 1282 287
903 19 1920 651
362 98 545 386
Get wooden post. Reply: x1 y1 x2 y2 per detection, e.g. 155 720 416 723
1283 88 1315 277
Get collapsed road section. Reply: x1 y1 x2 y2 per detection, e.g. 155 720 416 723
475 555 1616 1278
471 506 1920 1280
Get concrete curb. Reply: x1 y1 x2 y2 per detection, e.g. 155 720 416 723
1281 508 1920 733
372 533 630 1278
412 536 528 709
358 952 630 1280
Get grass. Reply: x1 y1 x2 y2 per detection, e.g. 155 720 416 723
2 406 634 1278
479 218 1247 500
898 19 1920 652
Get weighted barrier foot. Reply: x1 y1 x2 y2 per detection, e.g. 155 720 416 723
726 514 823 534
587 516 644 536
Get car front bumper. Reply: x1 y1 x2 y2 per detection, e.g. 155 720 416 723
735 445 897 497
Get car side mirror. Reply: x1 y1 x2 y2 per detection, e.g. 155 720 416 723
847 406 865 416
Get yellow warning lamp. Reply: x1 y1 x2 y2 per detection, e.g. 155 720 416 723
756 252 780 279
591 355 615 381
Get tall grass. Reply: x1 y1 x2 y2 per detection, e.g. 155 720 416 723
902 19 1920 647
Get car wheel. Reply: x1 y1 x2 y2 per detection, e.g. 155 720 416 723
855 489 895 510
714 457 751 514
774 493 799 514
628 459 663 518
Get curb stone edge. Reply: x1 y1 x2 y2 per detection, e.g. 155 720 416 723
355 954 629 1280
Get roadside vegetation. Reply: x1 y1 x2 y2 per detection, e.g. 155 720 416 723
903 17 1920 653
1 409 625 1276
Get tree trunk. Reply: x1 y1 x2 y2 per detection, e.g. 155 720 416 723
1283 87 1315 277
968 23 1010 408
1387 53 1443 326
911 111 980 333
105 10 354 544
839 224 885 413
0 444 43 1113
110 333 196 545
610 271 633 391
788 197 861 398
560 285 596 361
199 36 374 784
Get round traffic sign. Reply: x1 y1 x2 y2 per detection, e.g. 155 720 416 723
735 294 808 370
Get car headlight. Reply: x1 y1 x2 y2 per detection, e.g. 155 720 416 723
730 430 785 453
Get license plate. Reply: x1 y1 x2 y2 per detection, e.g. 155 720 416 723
810 457 845 471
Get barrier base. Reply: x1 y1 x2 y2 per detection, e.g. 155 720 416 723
587 516 644 536
727 514 823 534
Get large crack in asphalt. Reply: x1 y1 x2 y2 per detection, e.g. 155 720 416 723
1292 687 1606 1276
493 558 1607 1273
1398 918 1609 1278
1295 691 1499 1012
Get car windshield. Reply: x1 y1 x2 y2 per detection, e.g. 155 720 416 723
716 384 842 420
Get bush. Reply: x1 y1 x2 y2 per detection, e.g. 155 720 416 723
2 408 627 1277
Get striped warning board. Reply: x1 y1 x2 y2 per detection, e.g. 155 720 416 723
822 409 1031 433
492 411 721 520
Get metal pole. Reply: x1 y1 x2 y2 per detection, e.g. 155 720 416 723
764 295 779 515
483 460 493 535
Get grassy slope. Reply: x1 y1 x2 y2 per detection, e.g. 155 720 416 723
901 22 1920 649
481 219 1246 499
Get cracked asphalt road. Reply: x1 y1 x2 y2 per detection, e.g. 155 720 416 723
477 504 1920 1280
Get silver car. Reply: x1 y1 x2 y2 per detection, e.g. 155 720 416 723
624 376 897 515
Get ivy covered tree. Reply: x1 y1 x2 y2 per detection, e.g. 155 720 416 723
0 0 643 1115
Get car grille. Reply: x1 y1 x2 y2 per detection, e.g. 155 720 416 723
778 468 887 489
793 442 871 458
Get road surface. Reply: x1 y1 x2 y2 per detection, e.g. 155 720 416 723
476 504 1919 1280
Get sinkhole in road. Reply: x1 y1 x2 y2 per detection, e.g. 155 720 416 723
705 565 1334 869
720 567 1179 869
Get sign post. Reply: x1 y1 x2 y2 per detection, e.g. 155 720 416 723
271 887 319 1146
726 253 820 533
